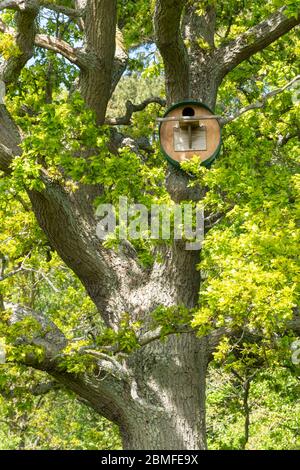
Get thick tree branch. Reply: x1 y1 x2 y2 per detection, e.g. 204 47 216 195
0 0 39 85
0 0 82 18
79 0 118 124
0 0 34 8
5 304 166 424
0 18 88 68
81 348 164 412
6 302 68 360
0 102 145 331
34 33 88 67
221 75 300 126
26 178 144 328
106 97 166 126
40 1 84 19
0 1 126 118
0 22 121 76
216 7 300 79
154 0 190 104
3 302 155 423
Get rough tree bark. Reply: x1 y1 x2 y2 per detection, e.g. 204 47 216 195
0 0 299 450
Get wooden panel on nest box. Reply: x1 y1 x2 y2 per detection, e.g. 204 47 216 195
158 101 222 168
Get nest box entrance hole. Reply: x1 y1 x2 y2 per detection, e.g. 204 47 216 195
182 107 195 117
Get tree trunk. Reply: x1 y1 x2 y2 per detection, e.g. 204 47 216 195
121 334 208 450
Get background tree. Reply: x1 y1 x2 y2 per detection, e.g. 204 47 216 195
0 0 299 450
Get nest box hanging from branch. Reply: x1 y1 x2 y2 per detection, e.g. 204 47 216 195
157 100 222 168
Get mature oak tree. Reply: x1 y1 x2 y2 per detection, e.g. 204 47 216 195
0 0 299 450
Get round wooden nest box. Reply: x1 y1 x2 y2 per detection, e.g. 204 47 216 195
158 100 222 168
